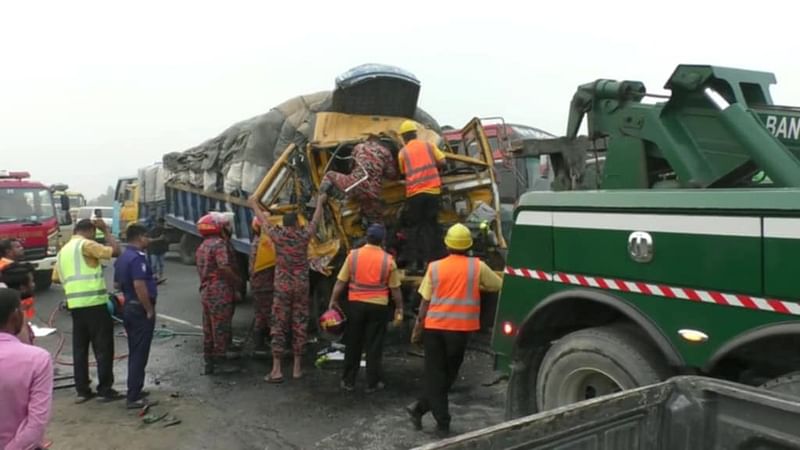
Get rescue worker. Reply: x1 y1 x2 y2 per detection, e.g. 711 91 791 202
53 218 123 403
113 223 158 409
406 223 503 436
319 136 398 224
329 223 403 393
249 193 327 383
0 240 32 344
1 262 36 345
0 238 24 265
398 120 447 273
93 209 107 244
249 216 276 358
196 212 243 375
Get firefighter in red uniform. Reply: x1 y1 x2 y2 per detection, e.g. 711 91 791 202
319 137 398 225
398 120 447 273
196 213 242 375
250 193 327 383
329 224 403 393
407 223 503 436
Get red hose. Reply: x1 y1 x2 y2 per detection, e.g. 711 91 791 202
46 304 129 367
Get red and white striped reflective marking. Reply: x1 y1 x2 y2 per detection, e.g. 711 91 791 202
504 266 800 316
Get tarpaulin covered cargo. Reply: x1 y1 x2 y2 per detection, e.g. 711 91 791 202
162 64 440 196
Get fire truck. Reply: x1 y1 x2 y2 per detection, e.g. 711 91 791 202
0 170 67 290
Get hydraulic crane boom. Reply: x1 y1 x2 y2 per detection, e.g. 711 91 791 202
518 64 800 190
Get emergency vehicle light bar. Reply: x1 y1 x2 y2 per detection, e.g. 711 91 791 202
0 170 31 179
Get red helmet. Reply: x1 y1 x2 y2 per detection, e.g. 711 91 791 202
197 213 229 236
319 308 346 339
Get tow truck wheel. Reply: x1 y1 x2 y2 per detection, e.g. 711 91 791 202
761 372 800 400
178 234 201 266
536 325 670 411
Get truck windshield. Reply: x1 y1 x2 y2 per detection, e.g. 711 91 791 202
0 188 56 223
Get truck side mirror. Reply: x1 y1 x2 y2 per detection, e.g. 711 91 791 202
60 195 70 212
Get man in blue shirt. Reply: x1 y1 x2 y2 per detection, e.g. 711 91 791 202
114 223 158 409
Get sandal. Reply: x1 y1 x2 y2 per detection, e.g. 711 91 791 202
265 374 284 384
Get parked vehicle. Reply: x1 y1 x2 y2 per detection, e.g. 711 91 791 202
113 176 138 237
0 170 66 290
493 64 800 418
413 376 800 450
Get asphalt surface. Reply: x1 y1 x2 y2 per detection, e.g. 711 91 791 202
32 253 507 450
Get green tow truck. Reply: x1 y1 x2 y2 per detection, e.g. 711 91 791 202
492 64 800 418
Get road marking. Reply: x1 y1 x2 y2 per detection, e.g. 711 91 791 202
157 313 203 330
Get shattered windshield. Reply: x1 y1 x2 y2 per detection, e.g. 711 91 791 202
0 188 57 223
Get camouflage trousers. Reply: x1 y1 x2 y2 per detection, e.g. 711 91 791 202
270 283 310 357
324 171 384 224
251 268 275 333
201 284 235 360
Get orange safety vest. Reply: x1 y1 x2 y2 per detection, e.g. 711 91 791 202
21 296 35 319
424 255 481 332
348 245 392 302
0 257 11 271
400 140 441 197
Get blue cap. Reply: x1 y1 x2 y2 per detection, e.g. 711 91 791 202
366 224 385 241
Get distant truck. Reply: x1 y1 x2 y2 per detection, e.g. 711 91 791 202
493 65 800 419
443 121 555 241
113 176 139 237
0 170 67 290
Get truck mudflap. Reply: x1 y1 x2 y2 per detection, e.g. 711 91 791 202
413 376 800 450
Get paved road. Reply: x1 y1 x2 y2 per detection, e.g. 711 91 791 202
33 254 506 450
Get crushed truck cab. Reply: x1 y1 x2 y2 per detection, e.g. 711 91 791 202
252 114 506 321
494 64 800 418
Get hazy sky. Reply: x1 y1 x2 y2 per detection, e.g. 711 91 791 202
2 0 799 198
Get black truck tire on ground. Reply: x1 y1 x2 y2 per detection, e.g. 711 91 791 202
178 234 200 266
34 270 53 291
536 325 670 411
761 372 800 400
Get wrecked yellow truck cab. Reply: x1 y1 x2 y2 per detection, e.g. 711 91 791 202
251 114 506 322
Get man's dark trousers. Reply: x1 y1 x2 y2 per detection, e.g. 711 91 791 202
342 301 389 388
123 301 156 402
413 329 470 428
71 304 115 396
404 193 442 268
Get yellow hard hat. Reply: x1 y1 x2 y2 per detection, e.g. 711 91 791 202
399 120 418 135
444 223 473 250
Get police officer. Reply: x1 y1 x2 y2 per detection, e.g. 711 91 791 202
407 223 503 436
398 120 447 273
114 223 158 409
329 224 403 393
53 218 122 403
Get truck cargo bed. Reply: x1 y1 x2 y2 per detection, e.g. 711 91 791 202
414 376 800 450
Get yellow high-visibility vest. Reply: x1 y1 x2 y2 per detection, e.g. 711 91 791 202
57 238 107 309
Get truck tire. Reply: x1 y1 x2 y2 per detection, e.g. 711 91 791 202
178 234 200 266
761 372 800 400
536 325 670 411
34 270 53 291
